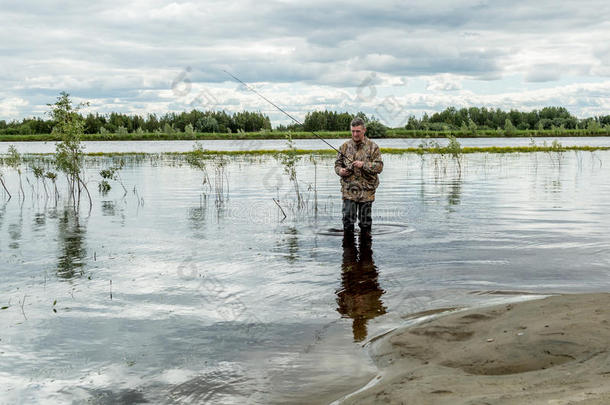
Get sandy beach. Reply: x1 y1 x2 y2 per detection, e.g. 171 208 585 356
334 293 610 405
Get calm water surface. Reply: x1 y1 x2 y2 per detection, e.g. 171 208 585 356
1 150 609 404
1 136 610 154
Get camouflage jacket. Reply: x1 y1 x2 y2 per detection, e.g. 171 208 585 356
334 137 383 202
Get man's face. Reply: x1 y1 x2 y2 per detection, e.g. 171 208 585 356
351 125 366 143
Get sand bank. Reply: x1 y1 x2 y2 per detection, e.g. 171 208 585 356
335 293 610 404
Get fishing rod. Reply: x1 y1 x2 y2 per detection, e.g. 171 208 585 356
222 70 352 162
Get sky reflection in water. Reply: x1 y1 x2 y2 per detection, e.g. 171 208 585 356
1 150 609 404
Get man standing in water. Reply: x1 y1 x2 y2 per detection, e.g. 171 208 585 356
335 117 383 236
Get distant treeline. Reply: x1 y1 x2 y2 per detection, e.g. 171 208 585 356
286 107 610 132
1 106 610 136
406 106 610 132
0 109 377 136
277 111 369 132
274 107 610 134
0 110 272 136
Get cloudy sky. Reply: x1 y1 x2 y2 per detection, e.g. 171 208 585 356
1 0 610 127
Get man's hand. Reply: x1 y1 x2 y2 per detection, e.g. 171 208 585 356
352 160 364 169
339 168 351 177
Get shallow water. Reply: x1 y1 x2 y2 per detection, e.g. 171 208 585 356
1 136 610 154
1 150 609 404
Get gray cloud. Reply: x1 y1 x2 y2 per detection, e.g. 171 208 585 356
524 65 563 83
1 0 610 121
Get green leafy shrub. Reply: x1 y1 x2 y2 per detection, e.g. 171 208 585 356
365 120 387 138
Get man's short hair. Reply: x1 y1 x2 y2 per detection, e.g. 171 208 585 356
350 117 366 128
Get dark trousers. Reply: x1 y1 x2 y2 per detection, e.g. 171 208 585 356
343 199 372 231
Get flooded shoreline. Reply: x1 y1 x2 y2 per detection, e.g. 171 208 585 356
335 293 610 405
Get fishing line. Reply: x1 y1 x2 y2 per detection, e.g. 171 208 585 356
222 69 351 161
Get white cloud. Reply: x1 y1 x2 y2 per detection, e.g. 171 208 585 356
1 0 610 122
0 97 29 120
147 2 201 20
426 74 463 91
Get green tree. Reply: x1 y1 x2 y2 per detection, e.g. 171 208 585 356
49 92 91 208
504 118 516 136
405 115 420 130
586 119 601 131
303 111 328 132
196 116 219 133
468 119 477 136
184 123 195 135
421 113 430 130
336 112 353 131
84 113 103 134
365 120 387 138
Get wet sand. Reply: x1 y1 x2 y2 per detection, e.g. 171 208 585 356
334 293 610 404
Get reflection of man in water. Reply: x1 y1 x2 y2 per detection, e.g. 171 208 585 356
336 233 386 342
